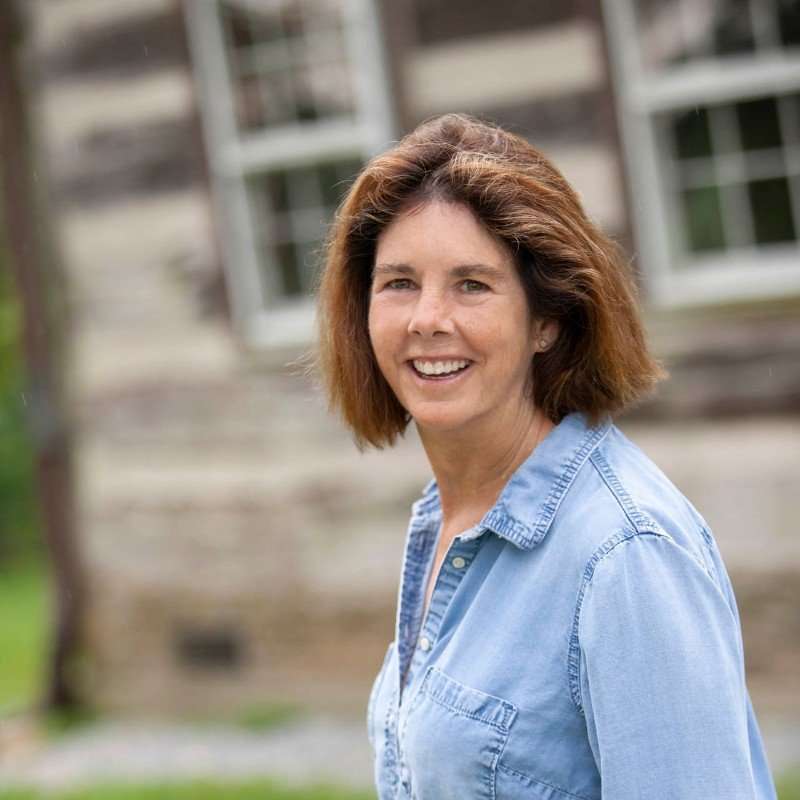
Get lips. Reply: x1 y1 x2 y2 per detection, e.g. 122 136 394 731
409 358 472 379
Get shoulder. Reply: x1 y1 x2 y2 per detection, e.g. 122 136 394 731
591 424 710 535
568 528 745 713
557 424 745 706
497 414 729 614
554 422 716 573
567 421 736 620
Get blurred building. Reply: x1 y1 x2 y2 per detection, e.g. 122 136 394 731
20 0 799 714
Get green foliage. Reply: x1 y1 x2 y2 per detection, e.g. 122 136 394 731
0 780 377 799
0 249 41 561
0 559 48 714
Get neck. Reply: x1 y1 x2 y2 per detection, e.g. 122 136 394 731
418 404 554 533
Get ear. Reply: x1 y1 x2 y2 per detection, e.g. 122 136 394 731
532 318 559 352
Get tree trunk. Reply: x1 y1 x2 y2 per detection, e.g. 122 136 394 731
0 0 85 711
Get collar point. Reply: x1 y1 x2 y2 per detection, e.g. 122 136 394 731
482 509 538 550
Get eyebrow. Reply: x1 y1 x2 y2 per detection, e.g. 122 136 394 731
373 262 508 281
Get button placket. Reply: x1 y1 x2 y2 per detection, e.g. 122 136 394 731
396 512 441 704
395 535 481 798
417 537 479 652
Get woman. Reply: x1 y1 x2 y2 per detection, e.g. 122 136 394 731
317 114 777 799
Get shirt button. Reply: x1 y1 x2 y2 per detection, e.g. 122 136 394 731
400 764 411 790
451 556 467 569
419 636 431 651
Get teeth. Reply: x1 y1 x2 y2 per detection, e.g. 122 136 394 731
413 359 469 376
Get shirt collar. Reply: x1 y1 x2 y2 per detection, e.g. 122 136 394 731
410 411 613 550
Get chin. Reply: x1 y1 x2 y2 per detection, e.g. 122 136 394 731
411 410 473 435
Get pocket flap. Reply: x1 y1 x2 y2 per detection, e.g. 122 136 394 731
420 666 517 732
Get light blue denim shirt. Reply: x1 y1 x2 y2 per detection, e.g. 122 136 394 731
366 411 777 799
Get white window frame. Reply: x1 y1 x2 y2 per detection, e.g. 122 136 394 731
602 0 800 307
183 0 395 347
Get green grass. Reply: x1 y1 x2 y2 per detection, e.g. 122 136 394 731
779 767 800 800
0 779 376 799
0 771 797 800
232 702 304 731
42 705 101 738
0 558 49 715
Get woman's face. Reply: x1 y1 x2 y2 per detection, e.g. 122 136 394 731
368 200 552 438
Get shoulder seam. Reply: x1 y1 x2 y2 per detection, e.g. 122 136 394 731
589 448 657 533
566 528 672 715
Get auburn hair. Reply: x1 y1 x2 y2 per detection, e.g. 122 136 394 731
316 113 665 448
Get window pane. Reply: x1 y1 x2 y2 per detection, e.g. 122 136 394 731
633 0 800 72
712 0 756 56
280 1 306 40
262 160 361 217
748 177 797 243
737 97 783 151
224 1 284 46
783 92 800 135
306 58 355 121
318 159 360 209
673 107 713 158
221 0 355 132
299 0 344 31
634 0 757 69
275 241 303 296
286 165 323 211
778 0 800 46
295 239 323 292
266 171 290 214
238 71 298 130
634 0 691 68
682 185 726 251
249 158 363 301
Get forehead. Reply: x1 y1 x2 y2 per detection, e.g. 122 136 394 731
375 200 514 267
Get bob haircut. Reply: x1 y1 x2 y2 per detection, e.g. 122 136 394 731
317 113 665 449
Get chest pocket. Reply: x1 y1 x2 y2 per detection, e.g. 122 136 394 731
400 666 517 800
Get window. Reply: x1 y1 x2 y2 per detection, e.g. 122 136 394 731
603 0 800 305
671 95 798 255
184 0 394 345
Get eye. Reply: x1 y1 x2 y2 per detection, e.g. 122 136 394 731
385 278 414 290
461 279 489 293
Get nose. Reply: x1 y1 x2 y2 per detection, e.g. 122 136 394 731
407 287 453 337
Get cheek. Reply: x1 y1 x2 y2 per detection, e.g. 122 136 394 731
367 302 396 364
461 316 506 350
367 297 382 343
489 319 536 371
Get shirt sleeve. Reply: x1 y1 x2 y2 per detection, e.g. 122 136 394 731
577 532 762 799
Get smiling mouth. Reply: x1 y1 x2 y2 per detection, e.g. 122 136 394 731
409 359 472 379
